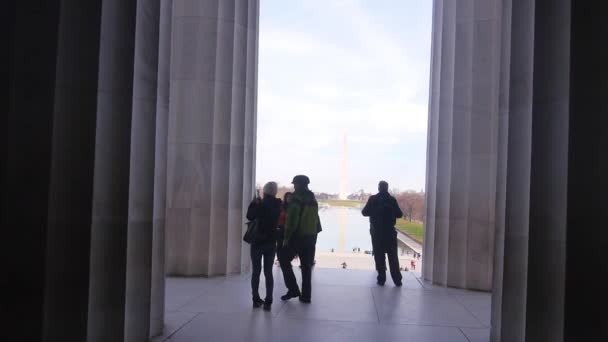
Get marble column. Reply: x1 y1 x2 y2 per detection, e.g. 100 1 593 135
43 2 103 340
124 0 161 341
566 2 608 339
87 1 137 341
5 2 63 340
491 1 608 341
166 0 259 276
423 0 500 291
5 1 173 340
490 0 570 341
150 0 173 337
428 0 608 340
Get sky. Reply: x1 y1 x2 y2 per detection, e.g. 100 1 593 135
256 0 433 194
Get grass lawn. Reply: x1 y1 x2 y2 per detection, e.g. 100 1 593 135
318 199 363 208
395 219 424 243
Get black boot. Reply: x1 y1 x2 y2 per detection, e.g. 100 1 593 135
377 271 386 286
299 297 311 304
281 290 301 301
253 297 264 308
263 300 272 311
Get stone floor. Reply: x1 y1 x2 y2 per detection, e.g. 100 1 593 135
153 267 490 342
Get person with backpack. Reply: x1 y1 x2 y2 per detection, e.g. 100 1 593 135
246 182 281 311
362 180 404 286
279 175 320 303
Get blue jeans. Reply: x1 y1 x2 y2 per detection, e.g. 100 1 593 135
251 241 276 302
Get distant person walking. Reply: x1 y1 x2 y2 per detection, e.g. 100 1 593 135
362 181 404 286
279 175 320 303
246 182 281 311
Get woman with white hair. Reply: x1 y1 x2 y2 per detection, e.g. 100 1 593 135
246 181 281 311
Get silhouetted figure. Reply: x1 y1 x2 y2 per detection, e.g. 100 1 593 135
341 262 347 269
277 192 293 258
279 175 320 303
246 182 281 311
362 181 404 286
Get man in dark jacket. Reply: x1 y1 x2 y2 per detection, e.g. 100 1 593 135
279 175 320 303
246 182 281 310
362 180 404 286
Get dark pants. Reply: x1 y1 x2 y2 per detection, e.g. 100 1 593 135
371 229 402 283
276 226 285 259
279 235 316 300
251 241 276 302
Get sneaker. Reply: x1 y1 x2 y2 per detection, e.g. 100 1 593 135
253 298 264 308
263 301 272 311
281 291 301 301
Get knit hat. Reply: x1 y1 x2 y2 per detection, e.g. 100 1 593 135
263 181 278 196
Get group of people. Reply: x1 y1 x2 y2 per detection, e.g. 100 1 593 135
246 175 320 311
245 176 405 311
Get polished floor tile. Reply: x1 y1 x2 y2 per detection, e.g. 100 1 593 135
159 268 491 341
453 294 492 327
372 287 484 328
276 285 379 323
166 313 470 342
461 328 491 342
150 311 198 342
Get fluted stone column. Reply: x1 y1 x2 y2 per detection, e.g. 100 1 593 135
150 0 173 337
0 0 59 341
166 0 259 276
87 1 137 340
428 0 608 340
566 2 608 339
423 0 500 291
124 0 161 341
43 2 103 341
6 1 178 340
240 0 259 272
491 0 571 340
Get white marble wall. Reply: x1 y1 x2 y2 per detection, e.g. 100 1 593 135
166 0 259 276
423 0 501 291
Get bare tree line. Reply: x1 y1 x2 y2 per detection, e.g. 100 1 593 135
255 183 425 222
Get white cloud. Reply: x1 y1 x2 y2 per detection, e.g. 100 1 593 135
257 0 432 193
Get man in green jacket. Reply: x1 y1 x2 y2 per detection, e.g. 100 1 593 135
279 175 319 303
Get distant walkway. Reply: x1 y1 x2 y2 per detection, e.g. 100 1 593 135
396 230 423 255
314 252 415 271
